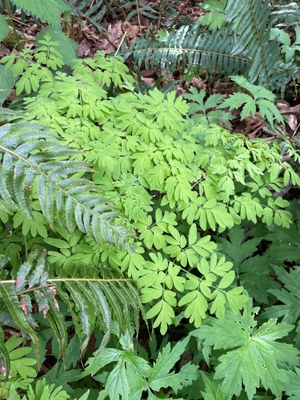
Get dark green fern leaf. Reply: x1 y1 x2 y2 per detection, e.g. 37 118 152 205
128 26 250 77
0 123 131 248
224 0 281 86
65 0 111 33
271 1 300 28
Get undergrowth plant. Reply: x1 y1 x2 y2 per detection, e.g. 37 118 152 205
127 0 300 92
0 31 300 400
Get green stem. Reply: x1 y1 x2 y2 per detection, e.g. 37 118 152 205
0 277 132 286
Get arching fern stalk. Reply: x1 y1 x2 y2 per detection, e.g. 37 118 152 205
0 122 132 249
127 26 251 78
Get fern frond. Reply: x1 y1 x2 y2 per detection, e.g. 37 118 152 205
0 123 131 248
10 0 70 27
65 0 110 33
0 252 144 357
0 107 23 122
128 26 250 76
224 0 280 85
271 1 300 27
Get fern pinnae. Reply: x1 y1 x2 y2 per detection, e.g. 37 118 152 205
66 0 109 33
129 27 250 77
89 282 112 349
224 0 279 85
13 159 29 213
56 285 84 349
65 282 95 354
99 283 125 329
0 123 131 247
109 282 131 326
47 302 68 360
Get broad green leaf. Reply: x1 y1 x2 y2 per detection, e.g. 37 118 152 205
192 301 299 399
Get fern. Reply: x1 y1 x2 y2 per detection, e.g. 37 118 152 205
127 0 289 88
224 0 280 85
65 0 110 33
127 25 250 77
9 0 70 27
0 251 143 361
0 122 131 248
271 1 300 28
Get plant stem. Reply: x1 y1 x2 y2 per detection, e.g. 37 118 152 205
170 0 190 29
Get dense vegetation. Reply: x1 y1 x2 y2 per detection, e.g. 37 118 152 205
0 0 299 399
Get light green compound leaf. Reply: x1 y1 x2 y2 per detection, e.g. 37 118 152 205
36 26 78 67
11 0 70 27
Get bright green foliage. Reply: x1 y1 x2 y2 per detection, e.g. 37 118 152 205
0 122 131 247
7 378 89 400
84 332 198 400
198 0 226 30
10 0 70 27
200 375 231 400
36 27 78 68
0 336 37 398
284 368 300 400
0 251 143 363
4 42 299 335
191 301 299 399
24 378 71 400
271 26 300 63
182 87 232 126
1 37 300 400
218 76 284 127
217 226 278 304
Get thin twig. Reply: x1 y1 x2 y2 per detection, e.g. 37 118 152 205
136 0 142 33
170 0 190 29
115 31 127 56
